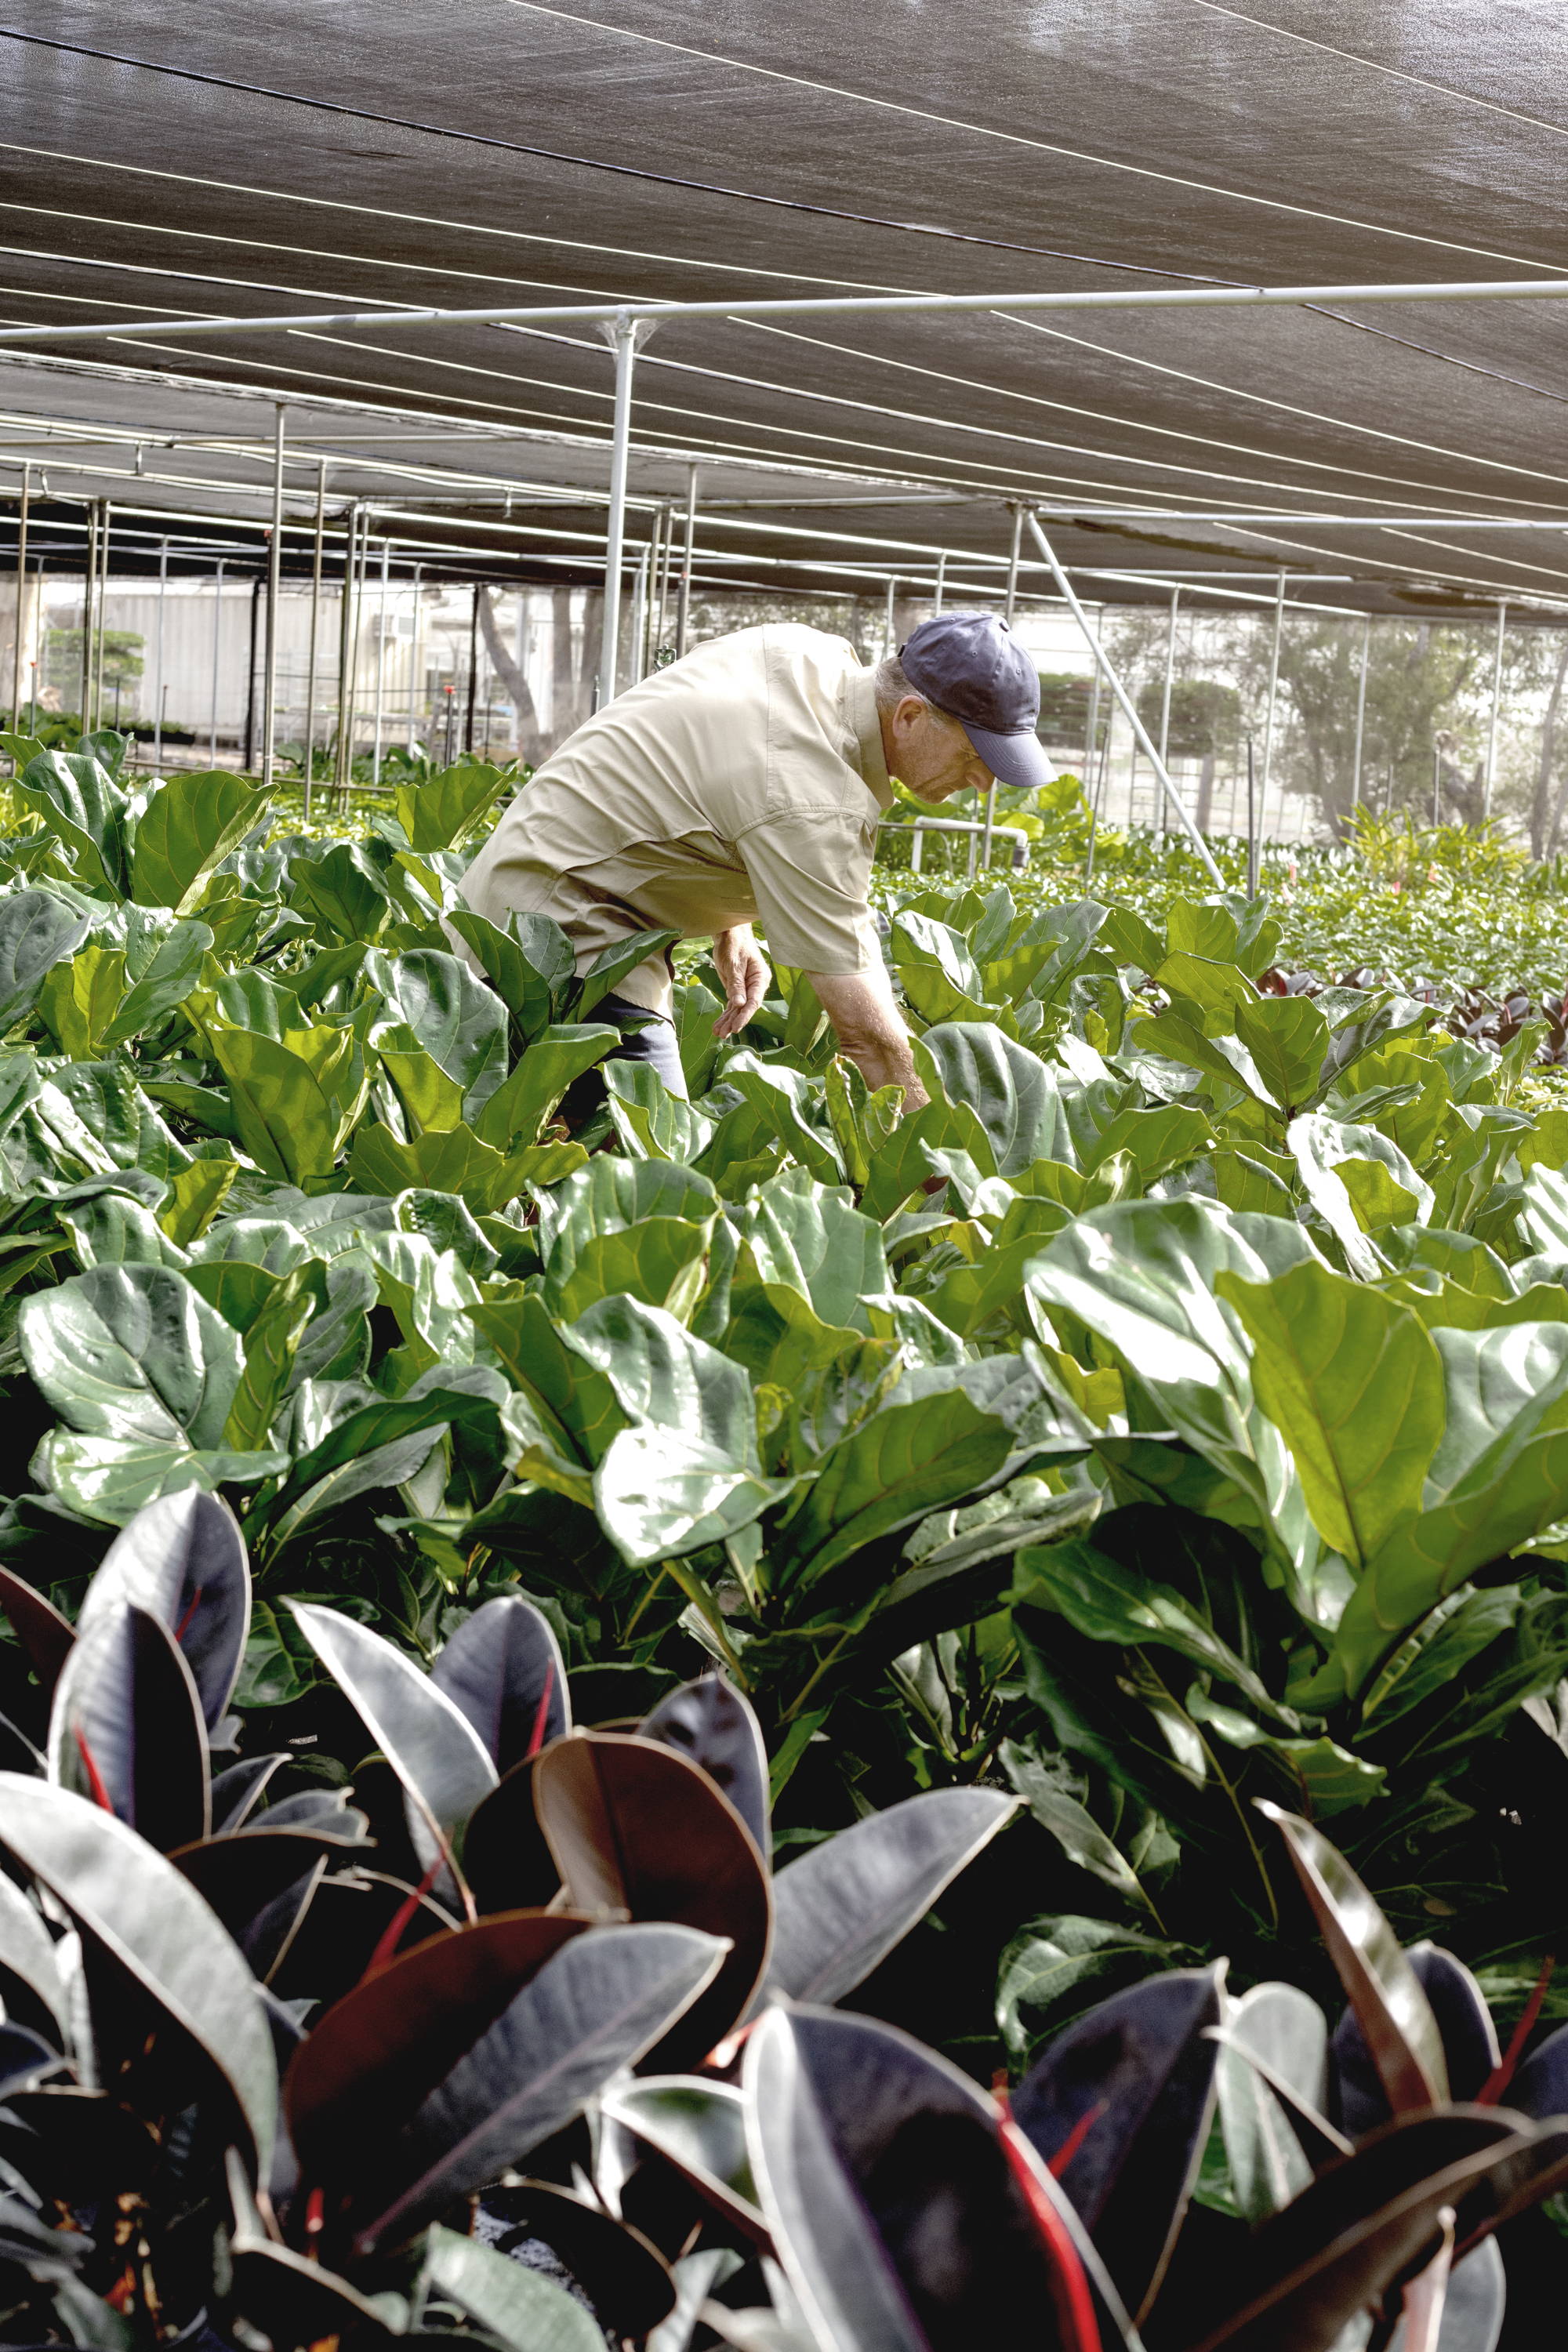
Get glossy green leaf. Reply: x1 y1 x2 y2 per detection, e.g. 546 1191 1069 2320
394 760 503 853
1218 1261 1443 1570
129 770 271 914
474 1023 619 1149
422 2223 604 2352
20 1262 243 1448
0 891 93 1029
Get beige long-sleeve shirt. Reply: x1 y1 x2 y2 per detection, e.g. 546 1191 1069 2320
457 624 894 1012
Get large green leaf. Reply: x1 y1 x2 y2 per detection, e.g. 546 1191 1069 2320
543 1215 714 1323
446 907 576 1041
1233 995 1330 1119
1025 1202 1317 1523
129 771 271 914
394 760 503 853
370 949 508 1117
207 1027 343 1185
20 1263 243 1448
732 1173 887 1329
770 1381 1019 1599
596 1425 798 1566
101 916 212 1047
916 1021 1072 1178
1339 1319 1568 1687
0 891 93 1029
1217 1262 1443 1572
889 909 996 1024
14 750 129 891
564 1295 757 1462
474 1025 619 1150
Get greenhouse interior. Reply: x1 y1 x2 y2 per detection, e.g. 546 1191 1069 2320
5 5 1568 2350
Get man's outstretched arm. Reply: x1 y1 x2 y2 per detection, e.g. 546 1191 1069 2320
805 965 928 1112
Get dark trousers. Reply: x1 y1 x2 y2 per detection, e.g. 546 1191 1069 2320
561 989 688 1127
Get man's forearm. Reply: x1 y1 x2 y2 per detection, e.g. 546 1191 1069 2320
805 970 930 1112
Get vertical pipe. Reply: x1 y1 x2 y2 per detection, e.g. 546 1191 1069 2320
1025 515 1225 884
675 462 697 659
1083 608 1102 802
303 463 325 821
464 583 479 753
209 560 225 765
655 503 675 657
641 508 662 674
1154 586 1180 846
1483 600 1507 818
1003 504 1023 625
1432 742 1442 828
1246 735 1258 896
597 312 640 707
261 405 285 789
78 502 98 729
933 550 947 615
884 575 897 659
630 543 651 684
372 538 390 782
334 507 357 793
408 561 423 750
1350 612 1371 815
10 465 27 753
1260 568 1286 843
151 539 168 771
242 576 261 772
93 503 111 730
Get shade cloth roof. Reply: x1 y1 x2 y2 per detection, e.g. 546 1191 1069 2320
2 1 1568 616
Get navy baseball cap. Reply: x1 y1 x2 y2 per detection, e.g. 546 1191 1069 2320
899 612 1058 793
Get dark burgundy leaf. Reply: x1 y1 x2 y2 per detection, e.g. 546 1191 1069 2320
430 1595 568 1774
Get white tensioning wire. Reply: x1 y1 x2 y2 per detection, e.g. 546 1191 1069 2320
501 0 1566 275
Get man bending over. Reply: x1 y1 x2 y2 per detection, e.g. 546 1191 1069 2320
457 610 1054 1110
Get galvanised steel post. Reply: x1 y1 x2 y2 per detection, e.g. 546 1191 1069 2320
260 405 285 792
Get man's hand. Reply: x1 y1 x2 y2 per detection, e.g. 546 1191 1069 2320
804 967 929 1112
712 926 771 1039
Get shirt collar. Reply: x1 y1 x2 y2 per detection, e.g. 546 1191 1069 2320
846 665 895 810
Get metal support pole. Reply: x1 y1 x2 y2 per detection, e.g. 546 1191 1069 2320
933 550 947 615
209 559 224 764
408 563 423 750
10 465 27 751
655 503 675 659
1004 504 1023 625
630 543 650 686
596 312 644 707
1025 514 1225 884
1246 734 1258 896
1260 568 1286 842
93 503 111 730
303 463 325 820
242 577 261 773
372 538 390 782
642 507 664 674
1154 586 1181 846
676 463 696 659
334 506 358 793
1483 601 1507 818
261 405 285 791
1083 604 1102 797
464 583 479 753
1432 742 1442 828
152 539 168 770
884 575 897 660
1350 613 1370 813
78 501 97 728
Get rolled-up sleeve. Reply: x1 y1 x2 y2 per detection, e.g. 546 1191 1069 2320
736 809 880 975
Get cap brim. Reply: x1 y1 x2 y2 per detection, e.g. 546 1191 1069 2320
960 721 1058 793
